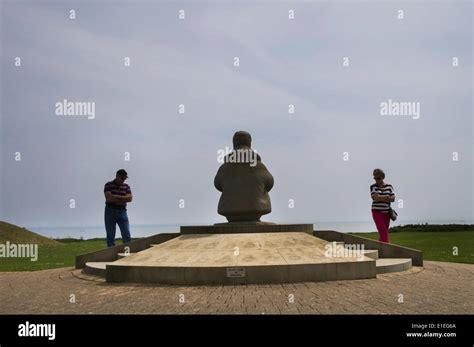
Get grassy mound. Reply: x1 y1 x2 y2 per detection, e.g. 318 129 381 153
0 221 59 246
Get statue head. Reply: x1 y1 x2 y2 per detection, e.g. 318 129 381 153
232 131 252 149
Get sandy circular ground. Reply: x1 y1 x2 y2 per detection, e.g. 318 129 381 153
0 261 472 314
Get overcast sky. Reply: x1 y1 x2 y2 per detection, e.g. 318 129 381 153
1 0 472 229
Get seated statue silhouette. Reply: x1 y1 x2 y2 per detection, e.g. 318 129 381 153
214 131 274 223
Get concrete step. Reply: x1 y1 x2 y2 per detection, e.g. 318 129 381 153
376 258 412 274
341 244 378 260
83 262 110 277
362 249 379 260
117 252 135 259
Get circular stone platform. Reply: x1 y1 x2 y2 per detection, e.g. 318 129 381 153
105 231 377 285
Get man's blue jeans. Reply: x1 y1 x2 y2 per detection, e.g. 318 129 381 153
104 206 131 247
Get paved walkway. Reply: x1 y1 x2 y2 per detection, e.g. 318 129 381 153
0 261 472 314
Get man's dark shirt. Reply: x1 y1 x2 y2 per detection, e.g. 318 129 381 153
104 179 131 210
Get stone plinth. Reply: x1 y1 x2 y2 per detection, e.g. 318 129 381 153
180 223 313 235
106 231 376 285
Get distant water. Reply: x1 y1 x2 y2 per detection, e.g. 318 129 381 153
27 220 473 239
28 224 181 240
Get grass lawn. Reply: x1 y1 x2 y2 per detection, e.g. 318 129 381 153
1 230 473 272
350 231 474 264
0 239 108 271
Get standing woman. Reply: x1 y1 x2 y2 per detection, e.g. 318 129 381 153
370 168 395 243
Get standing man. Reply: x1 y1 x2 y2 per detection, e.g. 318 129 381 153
104 169 133 247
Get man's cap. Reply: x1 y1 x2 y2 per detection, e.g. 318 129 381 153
116 169 128 178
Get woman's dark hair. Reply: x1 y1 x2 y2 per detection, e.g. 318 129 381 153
373 168 385 179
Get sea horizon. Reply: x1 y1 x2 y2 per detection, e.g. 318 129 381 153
23 220 474 239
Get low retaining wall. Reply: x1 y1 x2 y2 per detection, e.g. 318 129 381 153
314 230 423 266
181 224 313 234
75 233 179 269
